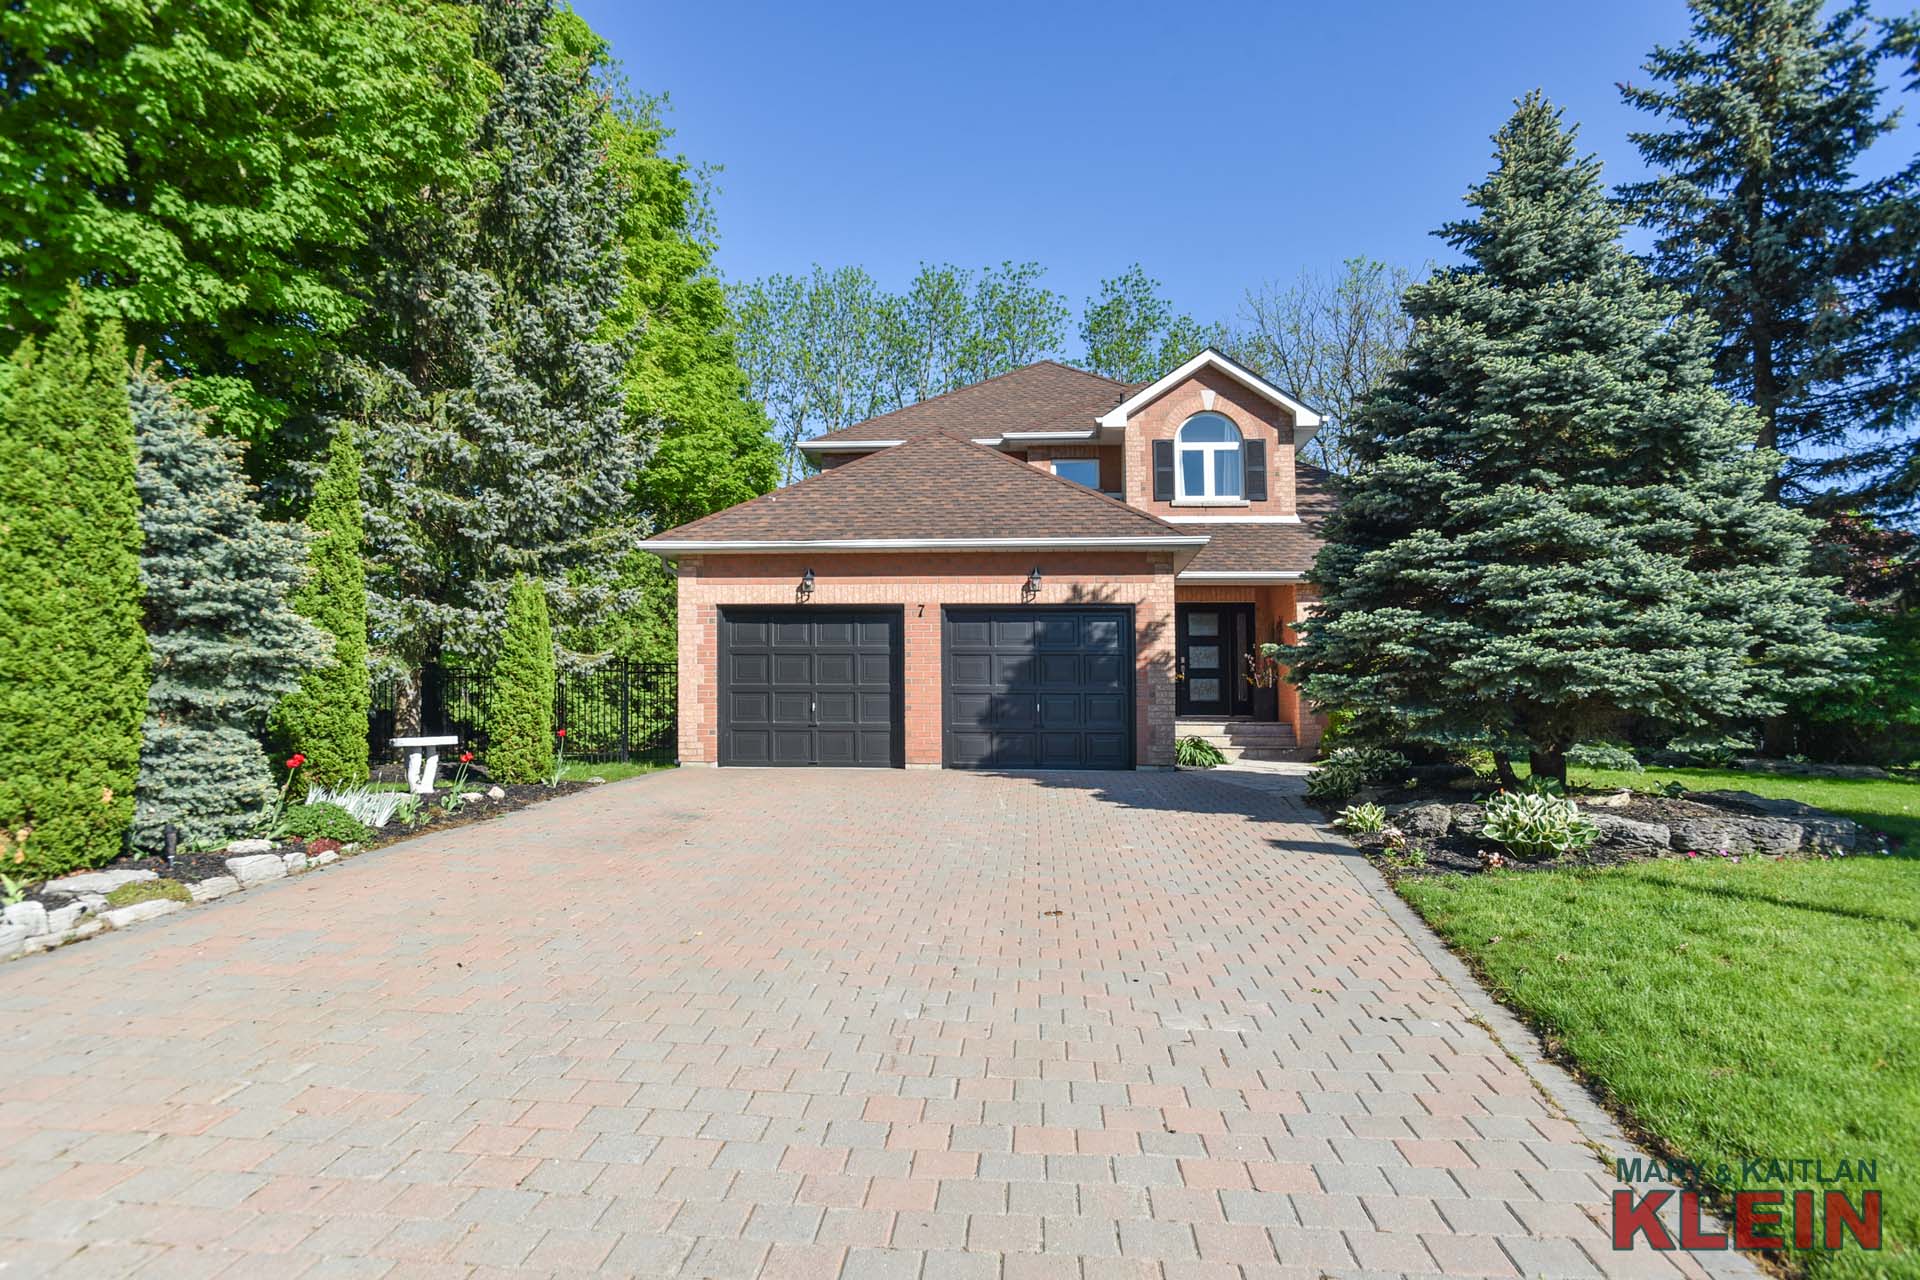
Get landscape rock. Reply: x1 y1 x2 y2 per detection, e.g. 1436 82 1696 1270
1586 790 1637 809
1450 805 1488 837
311 849 339 867
1587 813 1672 853
225 854 287 887
281 851 308 873
1667 814 1805 856
189 876 240 904
102 899 183 929
3 901 48 936
587 776 608 784
0 925 28 960
1397 804 1453 838
41 868 156 897
461 791 485 802
224 838 276 855
1696 791 1857 851
45 904 84 932
1731 757 1887 780
24 921 102 953
486 786 506 800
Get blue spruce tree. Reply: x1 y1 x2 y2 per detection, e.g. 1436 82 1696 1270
132 367 322 848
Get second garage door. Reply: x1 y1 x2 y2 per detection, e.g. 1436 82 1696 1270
943 607 1134 769
719 608 901 767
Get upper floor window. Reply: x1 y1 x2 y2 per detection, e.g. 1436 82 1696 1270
1051 458 1100 489
1176 412 1242 501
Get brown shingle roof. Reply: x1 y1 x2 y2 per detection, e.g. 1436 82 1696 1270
645 434 1193 546
1178 467 1340 576
804 362 1133 445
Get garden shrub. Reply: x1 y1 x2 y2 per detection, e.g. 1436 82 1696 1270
488 575 556 783
1306 747 1409 802
273 426 370 785
276 801 371 844
0 295 147 879
104 878 191 908
1335 802 1389 834
1176 736 1226 767
1481 789 1599 860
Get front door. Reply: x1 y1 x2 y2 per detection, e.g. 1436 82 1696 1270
1176 604 1253 717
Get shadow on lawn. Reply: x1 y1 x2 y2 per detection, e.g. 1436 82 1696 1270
1628 863 1920 932
975 768 1362 861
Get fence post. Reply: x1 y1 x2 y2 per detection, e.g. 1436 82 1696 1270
618 660 632 763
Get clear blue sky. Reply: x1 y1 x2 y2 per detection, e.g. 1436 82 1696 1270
575 0 1917 329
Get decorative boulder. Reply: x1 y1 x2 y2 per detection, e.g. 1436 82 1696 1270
1695 791 1857 851
1396 804 1454 838
486 785 506 800
1450 804 1488 836
225 838 276 855
1667 814 1804 856
1586 813 1671 854
225 854 287 887
41 868 156 897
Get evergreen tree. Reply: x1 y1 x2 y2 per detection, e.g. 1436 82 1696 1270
356 0 639 727
273 428 371 785
131 368 321 849
1295 95 1866 788
1855 15 1920 519
487 575 556 784
0 295 146 878
1618 0 1900 503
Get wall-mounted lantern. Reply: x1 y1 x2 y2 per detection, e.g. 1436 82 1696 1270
798 567 815 603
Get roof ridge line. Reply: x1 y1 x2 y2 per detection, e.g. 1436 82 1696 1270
807 359 1132 445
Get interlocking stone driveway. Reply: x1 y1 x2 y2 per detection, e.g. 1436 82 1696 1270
0 768 1713 1279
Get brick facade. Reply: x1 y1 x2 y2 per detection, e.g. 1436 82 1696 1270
675 552 1179 768
1122 365 1300 518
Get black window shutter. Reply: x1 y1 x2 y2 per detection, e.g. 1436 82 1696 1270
1152 439 1175 501
1244 439 1268 501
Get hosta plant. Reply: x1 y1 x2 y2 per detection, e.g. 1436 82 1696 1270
1306 747 1409 801
1480 789 1598 861
1335 802 1389 834
1176 736 1227 768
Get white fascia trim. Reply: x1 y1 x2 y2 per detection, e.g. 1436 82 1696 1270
1097 349 1324 430
1177 570 1307 582
970 430 1099 446
641 535 1211 554
1162 515 1302 524
797 438 905 453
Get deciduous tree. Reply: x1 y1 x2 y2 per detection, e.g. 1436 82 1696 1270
1078 264 1221 384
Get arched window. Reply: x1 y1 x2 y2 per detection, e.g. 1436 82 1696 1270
1176 412 1242 501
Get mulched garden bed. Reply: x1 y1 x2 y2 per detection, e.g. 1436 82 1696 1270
1319 780 1877 883
16 779 593 913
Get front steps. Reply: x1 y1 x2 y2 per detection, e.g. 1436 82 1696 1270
1175 718 1301 762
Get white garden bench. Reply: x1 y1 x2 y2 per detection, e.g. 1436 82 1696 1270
392 735 461 795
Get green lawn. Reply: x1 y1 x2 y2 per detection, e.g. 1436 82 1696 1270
1397 767 1920 1280
556 758 670 783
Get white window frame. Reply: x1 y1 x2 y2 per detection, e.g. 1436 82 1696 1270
1174 412 1245 504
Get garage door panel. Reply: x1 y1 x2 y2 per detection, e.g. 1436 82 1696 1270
943 607 1133 770
721 609 900 767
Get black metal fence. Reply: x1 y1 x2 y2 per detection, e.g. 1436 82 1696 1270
369 661 677 766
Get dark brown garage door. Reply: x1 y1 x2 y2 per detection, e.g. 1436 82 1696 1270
943 607 1134 769
719 608 901 767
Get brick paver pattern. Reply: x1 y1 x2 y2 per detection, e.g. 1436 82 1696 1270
0 769 1703 1279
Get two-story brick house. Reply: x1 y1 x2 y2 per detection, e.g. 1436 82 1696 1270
640 349 1334 769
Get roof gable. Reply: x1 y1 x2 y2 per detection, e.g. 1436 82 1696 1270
1096 348 1323 436
800 361 1132 449
645 433 1199 550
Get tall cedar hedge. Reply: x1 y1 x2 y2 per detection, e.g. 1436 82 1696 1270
132 368 320 849
487 575 556 783
274 427 371 784
0 295 147 878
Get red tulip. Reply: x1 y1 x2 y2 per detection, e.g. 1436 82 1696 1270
286 753 305 769
460 752 474 764
555 729 566 738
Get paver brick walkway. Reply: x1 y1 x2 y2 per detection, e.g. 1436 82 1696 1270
0 769 1707 1278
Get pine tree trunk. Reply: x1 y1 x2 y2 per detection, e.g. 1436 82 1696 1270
395 670 423 738
1531 744 1569 790
1491 751 1521 790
